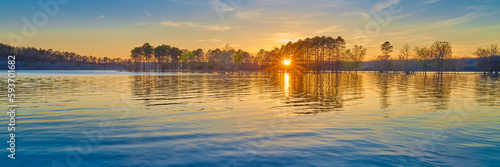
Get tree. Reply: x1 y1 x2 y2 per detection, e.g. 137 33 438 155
192 49 204 70
381 41 393 57
474 44 499 74
220 44 235 71
352 45 367 73
488 45 499 74
154 45 170 71
130 47 142 71
139 43 154 71
399 44 411 74
0 43 130 70
343 49 352 72
334 36 346 72
256 49 266 69
179 51 193 70
378 41 393 72
430 41 452 74
169 47 182 70
414 46 432 75
233 53 243 71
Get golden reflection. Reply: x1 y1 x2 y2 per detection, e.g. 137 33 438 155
284 73 290 95
126 73 497 117
271 72 366 114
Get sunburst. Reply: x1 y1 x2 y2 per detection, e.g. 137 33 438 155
283 59 291 66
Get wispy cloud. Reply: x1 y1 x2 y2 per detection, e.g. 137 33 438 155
430 12 495 28
470 25 500 31
388 13 413 22
423 0 441 4
196 38 223 43
316 26 340 34
96 15 105 19
383 12 495 37
236 11 261 20
159 21 234 31
210 0 237 12
339 12 370 21
267 33 304 43
145 13 152 17
372 0 400 13
462 5 488 10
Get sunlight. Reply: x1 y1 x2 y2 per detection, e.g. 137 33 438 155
283 59 291 66
284 73 290 95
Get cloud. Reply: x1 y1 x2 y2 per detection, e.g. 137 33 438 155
159 21 188 27
145 13 152 17
266 33 304 43
316 26 340 34
159 21 234 31
388 13 413 22
339 12 370 21
196 38 223 43
383 12 495 37
463 5 488 10
203 25 233 31
372 0 400 13
210 0 237 13
470 25 500 31
96 15 105 19
236 11 261 20
423 0 440 4
430 12 495 28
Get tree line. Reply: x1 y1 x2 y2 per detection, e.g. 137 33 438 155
129 36 498 74
0 43 132 70
129 36 368 73
129 43 255 72
1 37 498 73
371 41 499 74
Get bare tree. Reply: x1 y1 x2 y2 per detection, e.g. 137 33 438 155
398 44 411 74
352 45 367 73
474 44 499 74
430 41 452 74
414 46 432 75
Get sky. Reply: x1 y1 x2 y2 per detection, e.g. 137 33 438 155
0 0 499 59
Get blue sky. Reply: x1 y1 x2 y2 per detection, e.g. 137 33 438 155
1 0 499 59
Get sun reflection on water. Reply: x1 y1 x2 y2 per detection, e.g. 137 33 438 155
284 73 290 95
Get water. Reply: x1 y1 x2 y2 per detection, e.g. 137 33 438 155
1 71 499 166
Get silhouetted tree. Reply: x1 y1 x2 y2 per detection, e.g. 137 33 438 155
352 45 367 73
474 44 499 74
378 41 393 72
430 41 452 74
154 44 171 71
399 44 411 74
414 46 432 74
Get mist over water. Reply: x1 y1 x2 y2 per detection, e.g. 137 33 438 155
1 71 499 166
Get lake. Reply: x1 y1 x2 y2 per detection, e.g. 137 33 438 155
1 71 499 166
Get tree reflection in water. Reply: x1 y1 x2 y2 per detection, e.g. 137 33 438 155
129 73 499 117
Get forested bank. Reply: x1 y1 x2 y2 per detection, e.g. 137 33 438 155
0 43 132 70
1 36 498 74
127 36 499 74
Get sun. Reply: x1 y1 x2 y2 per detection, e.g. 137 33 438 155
283 59 291 66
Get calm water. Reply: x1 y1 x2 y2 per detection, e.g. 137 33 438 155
1 71 499 167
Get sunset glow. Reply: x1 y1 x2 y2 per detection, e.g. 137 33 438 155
284 59 291 66
1 1 498 59
1 1 499 166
